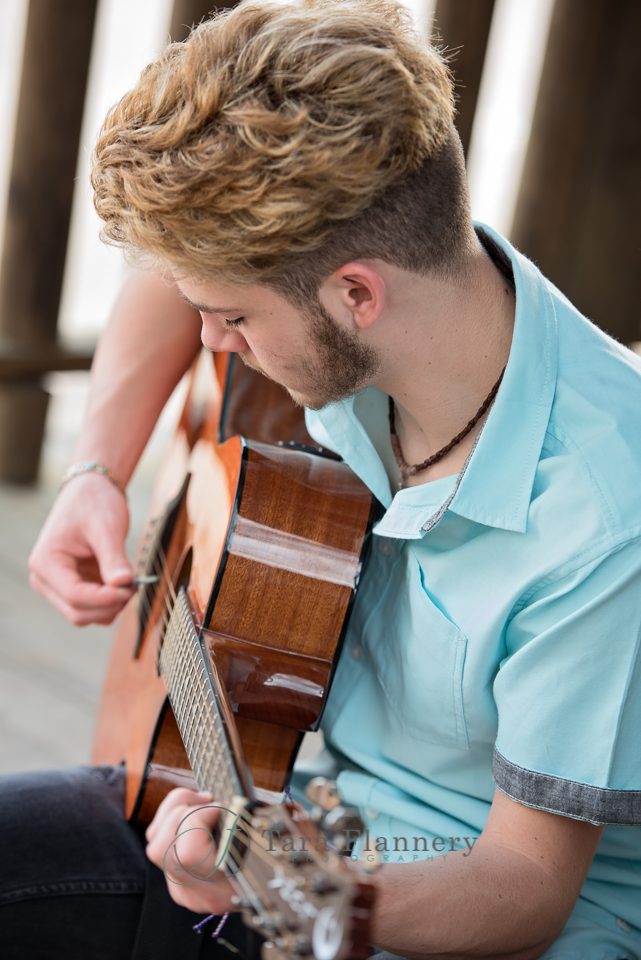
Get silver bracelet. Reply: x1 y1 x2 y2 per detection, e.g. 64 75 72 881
59 460 126 496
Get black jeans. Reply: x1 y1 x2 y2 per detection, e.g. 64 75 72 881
0 764 274 959
0 764 400 960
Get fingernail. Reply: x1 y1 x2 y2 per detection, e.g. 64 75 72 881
108 568 134 584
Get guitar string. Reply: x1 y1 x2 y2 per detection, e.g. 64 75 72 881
216 813 355 935
183 812 338 920
149 597 351 935
168 791 342 923
169 832 268 925
134 551 284 892
130 542 238 806
132 544 348 930
170 810 342 938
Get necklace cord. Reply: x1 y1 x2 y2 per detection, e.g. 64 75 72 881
389 365 506 483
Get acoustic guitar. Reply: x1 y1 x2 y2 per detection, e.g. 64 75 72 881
92 350 377 958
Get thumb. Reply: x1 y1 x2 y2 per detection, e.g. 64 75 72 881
94 538 134 587
87 499 134 587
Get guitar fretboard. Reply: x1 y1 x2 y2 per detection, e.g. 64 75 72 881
159 588 244 807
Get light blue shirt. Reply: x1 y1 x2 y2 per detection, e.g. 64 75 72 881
292 224 641 948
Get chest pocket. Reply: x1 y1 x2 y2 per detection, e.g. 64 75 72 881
361 542 470 750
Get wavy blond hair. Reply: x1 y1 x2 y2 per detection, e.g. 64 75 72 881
92 0 471 301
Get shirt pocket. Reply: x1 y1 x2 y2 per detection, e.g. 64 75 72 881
363 550 470 750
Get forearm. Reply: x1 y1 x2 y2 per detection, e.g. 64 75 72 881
367 841 564 959
72 271 202 484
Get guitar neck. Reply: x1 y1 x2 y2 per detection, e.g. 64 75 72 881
159 587 249 807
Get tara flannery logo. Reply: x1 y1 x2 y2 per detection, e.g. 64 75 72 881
353 833 478 864
262 829 478 861
162 802 244 887
160 802 480 889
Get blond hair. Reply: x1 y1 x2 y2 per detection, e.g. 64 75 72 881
92 0 471 300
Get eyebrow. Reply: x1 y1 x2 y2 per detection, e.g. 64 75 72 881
178 291 241 314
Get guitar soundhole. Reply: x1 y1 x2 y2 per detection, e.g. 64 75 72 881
174 548 193 595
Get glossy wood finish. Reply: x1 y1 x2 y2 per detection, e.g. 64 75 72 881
93 349 373 820
222 358 317 447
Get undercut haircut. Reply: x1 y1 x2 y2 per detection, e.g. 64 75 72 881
92 0 475 304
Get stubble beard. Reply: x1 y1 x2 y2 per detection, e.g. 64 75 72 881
237 298 381 410
296 299 381 410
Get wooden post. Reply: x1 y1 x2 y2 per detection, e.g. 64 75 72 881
512 0 641 344
431 0 496 156
169 0 238 42
0 0 98 483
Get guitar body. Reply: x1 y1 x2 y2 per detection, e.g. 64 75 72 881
93 351 374 827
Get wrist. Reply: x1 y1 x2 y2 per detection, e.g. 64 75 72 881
59 460 127 497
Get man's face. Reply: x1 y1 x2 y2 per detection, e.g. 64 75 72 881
175 276 380 410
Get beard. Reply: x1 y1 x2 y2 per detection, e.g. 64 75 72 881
294 298 381 409
236 297 381 410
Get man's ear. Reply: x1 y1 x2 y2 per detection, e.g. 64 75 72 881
321 261 386 331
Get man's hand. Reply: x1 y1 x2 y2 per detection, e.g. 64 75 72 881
27 273 203 626
28 474 135 625
145 788 239 915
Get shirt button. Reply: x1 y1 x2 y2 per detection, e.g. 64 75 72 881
616 917 632 932
378 538 394 556
351 644 364 660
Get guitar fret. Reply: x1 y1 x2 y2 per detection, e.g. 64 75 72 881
159 589 244 805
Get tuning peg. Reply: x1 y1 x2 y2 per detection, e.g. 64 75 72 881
292 935 313 956
264 934 313 957
322 805 364 854
304 777 341 811
310 872 337 894
230 894 252 909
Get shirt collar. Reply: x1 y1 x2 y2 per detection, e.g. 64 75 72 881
448 223 558 532
307 223 558 536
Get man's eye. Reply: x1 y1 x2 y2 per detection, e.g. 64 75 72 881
223 316 244 328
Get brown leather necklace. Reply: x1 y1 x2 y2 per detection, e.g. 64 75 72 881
389 365 506 489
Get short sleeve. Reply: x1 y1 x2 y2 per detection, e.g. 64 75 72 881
492 536 641 825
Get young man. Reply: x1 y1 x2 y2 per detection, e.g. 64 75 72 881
10 0 641 957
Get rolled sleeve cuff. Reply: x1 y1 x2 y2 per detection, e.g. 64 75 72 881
492 749 641 826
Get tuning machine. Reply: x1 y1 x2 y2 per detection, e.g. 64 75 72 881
304 777 341 812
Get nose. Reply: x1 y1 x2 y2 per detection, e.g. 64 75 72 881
200 324 248 354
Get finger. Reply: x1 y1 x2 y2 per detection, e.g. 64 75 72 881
157 834 234 913
147 799 221 874
146 790 215 844
163 875 232 915
36 553 134 609
147 804 196 869
30 569 127 618
150 789 214 828
29 571 127 626
94 543 135 587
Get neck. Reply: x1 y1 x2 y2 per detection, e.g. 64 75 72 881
375 241 515 483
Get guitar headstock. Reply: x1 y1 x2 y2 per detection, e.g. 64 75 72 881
231 798 376 959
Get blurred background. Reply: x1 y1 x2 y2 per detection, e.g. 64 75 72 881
0 0 639 773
